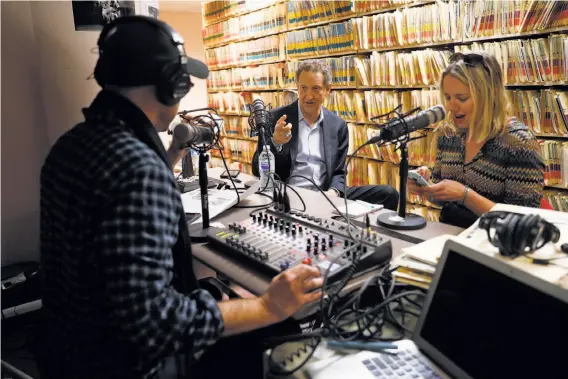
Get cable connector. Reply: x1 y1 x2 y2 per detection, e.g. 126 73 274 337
273 188 279 210
283 191 291 212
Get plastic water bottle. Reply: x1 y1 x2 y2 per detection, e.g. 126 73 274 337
258 145 275 192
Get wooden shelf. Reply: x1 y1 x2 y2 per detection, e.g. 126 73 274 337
203 1 436 49
545 184 568 191
205 27 287 49
208 82 568 92
462 26 568 44
505 82 568 87
357 39 460 54
534 134 568 139
208 57 286 71
202 0 285 27
223 135 258 142
356 1 436 17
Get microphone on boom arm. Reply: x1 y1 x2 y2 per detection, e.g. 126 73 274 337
248 99 275 143
367 105 446 145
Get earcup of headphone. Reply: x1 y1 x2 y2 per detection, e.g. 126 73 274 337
512 214 538 255
156 61 188 107
499 213 521 257
94 55 111 88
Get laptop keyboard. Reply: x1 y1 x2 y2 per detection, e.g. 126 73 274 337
361 349 442 379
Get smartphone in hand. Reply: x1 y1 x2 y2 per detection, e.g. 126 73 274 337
408 170 431 186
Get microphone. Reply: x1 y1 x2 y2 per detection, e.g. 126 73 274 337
172 122 215 147
248 99 274 138
369 105 446 144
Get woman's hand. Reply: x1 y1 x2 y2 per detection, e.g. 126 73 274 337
421 179 466 202
407 166 431 196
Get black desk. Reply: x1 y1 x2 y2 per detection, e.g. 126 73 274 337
190 168 464 296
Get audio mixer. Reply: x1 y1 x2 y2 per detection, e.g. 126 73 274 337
207 209 392 282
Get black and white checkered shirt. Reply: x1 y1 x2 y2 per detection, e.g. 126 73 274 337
38 91 224 378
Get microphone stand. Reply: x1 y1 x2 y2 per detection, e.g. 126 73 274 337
377 140 426 230
188 150 211 242
178 109 222 243
371 109 427 231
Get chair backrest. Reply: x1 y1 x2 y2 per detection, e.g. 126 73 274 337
540 198 554 210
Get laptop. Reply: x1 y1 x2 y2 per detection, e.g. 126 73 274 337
305 238 568 379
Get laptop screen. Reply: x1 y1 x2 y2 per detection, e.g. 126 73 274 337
418 249 568 379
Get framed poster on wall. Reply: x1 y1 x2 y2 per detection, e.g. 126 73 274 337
140 0 160 18
72 1 137 31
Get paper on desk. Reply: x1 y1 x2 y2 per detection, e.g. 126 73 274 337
394 234 454 267
181 189 239 225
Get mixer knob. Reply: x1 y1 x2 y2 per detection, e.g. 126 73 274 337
280 261 289 271
291 229 296 238
252 215 256 223
322 244 327 252
307 238 311 244
302 257 312 265
260 251 268 260
299 226 303 233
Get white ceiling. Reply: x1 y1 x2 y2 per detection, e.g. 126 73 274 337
159 1 203 14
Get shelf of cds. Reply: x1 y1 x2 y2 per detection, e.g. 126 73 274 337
202 0 568 216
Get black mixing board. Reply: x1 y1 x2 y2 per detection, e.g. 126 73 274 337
207 209 392 281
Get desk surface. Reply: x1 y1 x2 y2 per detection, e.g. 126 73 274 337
190 168 464 296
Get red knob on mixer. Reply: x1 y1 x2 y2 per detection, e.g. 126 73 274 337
302 257 312 265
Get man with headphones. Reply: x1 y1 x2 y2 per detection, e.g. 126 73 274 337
37 16 322 379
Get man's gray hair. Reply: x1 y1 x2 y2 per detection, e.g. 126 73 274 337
295 59 332 88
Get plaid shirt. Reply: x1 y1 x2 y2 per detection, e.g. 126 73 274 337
38 91 224 378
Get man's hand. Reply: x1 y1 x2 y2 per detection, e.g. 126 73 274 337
421 179 466 202
273 114 293 146
260 264 323 321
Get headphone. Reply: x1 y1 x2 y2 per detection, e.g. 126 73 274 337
94 16 193 106
478 211 561 258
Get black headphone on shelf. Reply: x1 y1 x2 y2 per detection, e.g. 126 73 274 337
478 211 561 258
94 16 193 106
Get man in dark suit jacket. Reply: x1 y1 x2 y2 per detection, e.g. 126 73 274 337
252 59 399 211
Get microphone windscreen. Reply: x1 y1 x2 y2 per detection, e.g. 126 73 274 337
173 123 191 143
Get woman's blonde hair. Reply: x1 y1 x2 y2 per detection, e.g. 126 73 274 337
438 51 511 143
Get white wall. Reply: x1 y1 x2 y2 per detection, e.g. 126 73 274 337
1 1 207 265
159 11 208 112
1 1 50 264
30 1 101 146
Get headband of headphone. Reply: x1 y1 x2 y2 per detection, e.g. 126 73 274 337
94 16 193 106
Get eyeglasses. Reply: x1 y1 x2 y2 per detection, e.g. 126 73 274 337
449 52 490 74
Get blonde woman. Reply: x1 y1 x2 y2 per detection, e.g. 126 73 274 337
408 52 544 228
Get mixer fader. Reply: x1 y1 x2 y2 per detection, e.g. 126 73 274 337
207 209 392 281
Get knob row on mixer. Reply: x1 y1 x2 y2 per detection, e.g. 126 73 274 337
225 236 268 261
228 223 247 234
